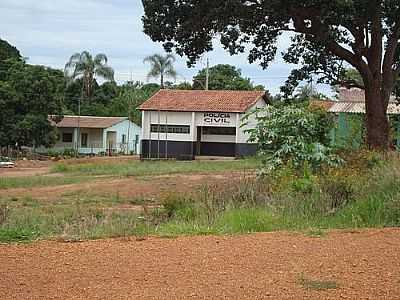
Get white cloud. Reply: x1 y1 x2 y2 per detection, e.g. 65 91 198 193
0 1 331 95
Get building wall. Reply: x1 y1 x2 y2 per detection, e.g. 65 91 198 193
106 120 142 154
140 98 266 158
37 120 142 155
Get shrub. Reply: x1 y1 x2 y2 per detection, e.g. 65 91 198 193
245 103 343 174
162 194 196 221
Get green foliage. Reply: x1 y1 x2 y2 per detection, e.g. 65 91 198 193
64 51 114 99
193 64 263 91
0 38 21 62
0 59 65 148
245 104 342 173
0 39 22 81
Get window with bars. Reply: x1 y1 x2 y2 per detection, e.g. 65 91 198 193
150 124 190 134
202 127 236 136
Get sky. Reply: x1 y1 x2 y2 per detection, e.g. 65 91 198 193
0 0 324 95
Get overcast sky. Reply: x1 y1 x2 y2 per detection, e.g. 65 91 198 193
0 0 322 95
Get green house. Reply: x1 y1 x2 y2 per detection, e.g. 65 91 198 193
327 88 400 149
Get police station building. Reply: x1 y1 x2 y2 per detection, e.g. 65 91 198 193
139 90 267 159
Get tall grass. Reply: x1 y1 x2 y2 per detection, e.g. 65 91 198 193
1 152 400 243
154 152 400 235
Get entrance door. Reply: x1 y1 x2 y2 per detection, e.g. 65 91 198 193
196 127 202 156
81 133 88 148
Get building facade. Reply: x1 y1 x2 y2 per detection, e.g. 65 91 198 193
39 116 141 155
139 90 267 159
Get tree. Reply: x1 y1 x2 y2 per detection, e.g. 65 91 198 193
143 54 177 88
142 1 400 150
193 64 263 90
0 38 21 62
64 51 114 99
0 38 22 81
0 61 65 148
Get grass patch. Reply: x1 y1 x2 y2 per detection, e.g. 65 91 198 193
0 175 92 190
51 158 259 177
299 274 338 290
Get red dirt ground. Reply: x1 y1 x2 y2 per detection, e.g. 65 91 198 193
1 228 399 299
0 173 235 201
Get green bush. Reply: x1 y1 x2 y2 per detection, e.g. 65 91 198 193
245 103 343 174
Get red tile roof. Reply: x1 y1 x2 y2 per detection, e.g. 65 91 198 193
50 116 127 129
138 90 266 113
310 100 336 111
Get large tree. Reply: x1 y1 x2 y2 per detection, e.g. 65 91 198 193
193 64 264 90
0 61 65 148
64 51 114 99
142 0 400 150
143 53 177 88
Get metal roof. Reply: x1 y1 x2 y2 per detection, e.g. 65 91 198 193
329 102 400 114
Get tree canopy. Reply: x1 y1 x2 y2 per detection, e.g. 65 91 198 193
142 0 400 150
193 64 264 91
0 38 21 62
65 51 115 99
0 60 65 148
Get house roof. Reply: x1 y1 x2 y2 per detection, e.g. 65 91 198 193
50 116 128 129
310 100 336 111
138 90 266 113
328 88 400 114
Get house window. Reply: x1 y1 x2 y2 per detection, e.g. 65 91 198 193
202 127 236 136
151 124 190 134
62 133 73 143
122 134 127 144
81 133 88 148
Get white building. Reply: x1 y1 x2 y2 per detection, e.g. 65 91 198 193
138 90 267 159
41 116 141 155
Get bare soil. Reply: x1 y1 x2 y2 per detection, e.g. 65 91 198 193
0 173 234 201
1 229 399 299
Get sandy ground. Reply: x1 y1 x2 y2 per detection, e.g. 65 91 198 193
1 228 399 300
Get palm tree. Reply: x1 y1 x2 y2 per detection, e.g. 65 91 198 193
143 54 177 88
64 51 114 99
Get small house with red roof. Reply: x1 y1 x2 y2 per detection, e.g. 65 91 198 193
39 116 141 155
138 90 267 159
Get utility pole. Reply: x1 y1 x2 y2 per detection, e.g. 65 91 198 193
205 58 209 91
77 96 81 158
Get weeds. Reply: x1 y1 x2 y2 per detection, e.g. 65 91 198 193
1 151 400 243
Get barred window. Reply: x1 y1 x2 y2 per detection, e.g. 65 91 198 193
202 127 236 136
62 133 73 143
151 124 190 134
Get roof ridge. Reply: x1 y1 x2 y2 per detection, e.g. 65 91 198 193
62 115 127 119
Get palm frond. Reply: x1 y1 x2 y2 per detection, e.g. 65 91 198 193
94 53 108 66
95 65 114 81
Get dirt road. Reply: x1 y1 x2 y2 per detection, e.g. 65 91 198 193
1 229 399 299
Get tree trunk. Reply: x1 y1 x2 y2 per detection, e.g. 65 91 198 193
365 85 390 150
160 74 164 89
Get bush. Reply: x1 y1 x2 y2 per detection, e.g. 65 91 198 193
62 148 78 157
245 103 343 174
162 194 197 221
